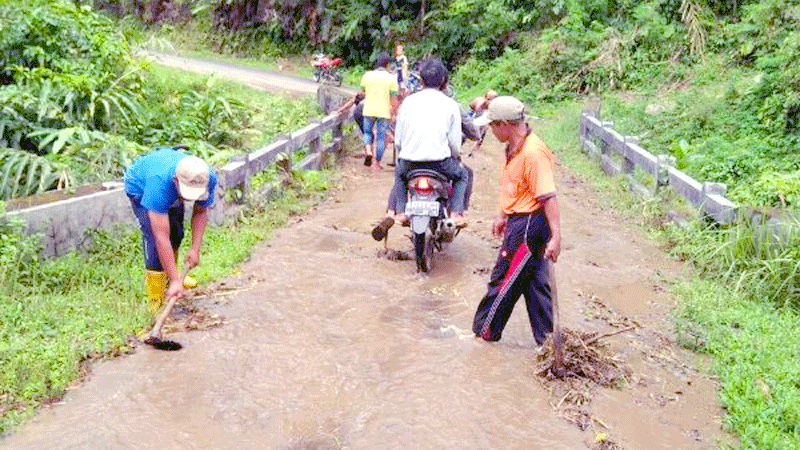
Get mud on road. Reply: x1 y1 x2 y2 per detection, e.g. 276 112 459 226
0 122 727 449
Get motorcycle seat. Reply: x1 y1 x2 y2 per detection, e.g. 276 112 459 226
407 169 450 184
319 57 341 68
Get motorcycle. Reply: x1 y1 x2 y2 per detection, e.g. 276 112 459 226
310 53 342 86
404 169 461 273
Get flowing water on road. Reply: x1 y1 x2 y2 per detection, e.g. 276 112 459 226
1 127 727 449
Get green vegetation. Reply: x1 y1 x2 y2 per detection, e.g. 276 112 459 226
452 1 800 209
0 0 313 201
0 0 326 434
0 161 334 432
673 273 800 449
3 0 800 447
538 102 800 449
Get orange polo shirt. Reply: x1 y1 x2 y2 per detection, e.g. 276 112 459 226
499 131 556 215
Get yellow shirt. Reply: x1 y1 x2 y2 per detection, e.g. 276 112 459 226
499 131 556 215
360 69 399 119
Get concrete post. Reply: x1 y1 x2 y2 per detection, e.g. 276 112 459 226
657 155 676 190
600 121 614 155
702 182 727 197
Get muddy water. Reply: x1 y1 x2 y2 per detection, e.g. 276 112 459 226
1 132 726 449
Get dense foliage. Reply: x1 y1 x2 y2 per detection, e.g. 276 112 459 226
0 0 260 200
0 1 322 430
85 1 799 208
450 0 800 209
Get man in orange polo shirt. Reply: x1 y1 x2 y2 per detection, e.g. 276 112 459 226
471 96 562 345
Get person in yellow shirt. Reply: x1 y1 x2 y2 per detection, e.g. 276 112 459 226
360 51 400 171
471 96 562 345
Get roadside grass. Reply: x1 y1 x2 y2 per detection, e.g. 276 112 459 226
144 64 317 151
0 64 334 434
673 278 800 450
537 100 800 449
0 161 337 434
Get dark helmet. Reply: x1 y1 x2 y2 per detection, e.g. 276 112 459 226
420 57 449 90
375 51 392 69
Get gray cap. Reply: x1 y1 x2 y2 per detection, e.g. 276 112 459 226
176 155 210 201
473 96 525 126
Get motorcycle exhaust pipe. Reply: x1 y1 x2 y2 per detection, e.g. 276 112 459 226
440 218 457 242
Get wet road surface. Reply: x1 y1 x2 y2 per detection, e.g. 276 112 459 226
0 57 727 449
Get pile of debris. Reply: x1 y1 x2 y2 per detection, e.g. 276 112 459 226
535 327 632 447
536 327 632 387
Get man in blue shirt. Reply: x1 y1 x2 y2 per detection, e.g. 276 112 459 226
124 146 217 311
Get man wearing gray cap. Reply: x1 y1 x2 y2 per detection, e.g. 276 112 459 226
471 96 562 345
124 146 217 312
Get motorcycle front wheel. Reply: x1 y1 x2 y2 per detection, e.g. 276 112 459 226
413 229 434 273
333 72 342 87
313 70 321 83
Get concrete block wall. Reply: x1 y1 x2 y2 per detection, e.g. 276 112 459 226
7 183 137 257
579 112 739 224
4 97 347 257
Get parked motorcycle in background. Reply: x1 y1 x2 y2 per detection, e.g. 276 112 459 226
310 53 342 86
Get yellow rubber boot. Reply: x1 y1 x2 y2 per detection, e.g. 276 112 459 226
145 270 167 313
183 273 198 289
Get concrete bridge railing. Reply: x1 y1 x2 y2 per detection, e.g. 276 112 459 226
579 112 738 224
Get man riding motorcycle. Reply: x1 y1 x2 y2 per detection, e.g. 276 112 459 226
389 57 469 227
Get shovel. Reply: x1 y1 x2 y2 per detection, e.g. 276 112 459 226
548 261 565 376
144 269 190 351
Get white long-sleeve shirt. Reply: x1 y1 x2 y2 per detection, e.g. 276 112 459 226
395 88 462 161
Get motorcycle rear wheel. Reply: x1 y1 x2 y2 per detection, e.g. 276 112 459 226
413 230 434 273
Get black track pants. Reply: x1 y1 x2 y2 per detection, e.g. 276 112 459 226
472 211 553 344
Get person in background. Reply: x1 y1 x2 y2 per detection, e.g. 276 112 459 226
336 92 366 134
394 41 410 95
123 146 217 312
469 89 498 115
469 89 498 153
471 96 561 345
359 51 400 172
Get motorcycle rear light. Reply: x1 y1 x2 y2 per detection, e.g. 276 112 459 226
415 178 433 192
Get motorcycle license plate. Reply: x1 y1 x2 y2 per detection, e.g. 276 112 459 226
406 201 439 216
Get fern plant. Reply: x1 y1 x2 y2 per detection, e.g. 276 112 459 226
679 0 711 61
0 148 69 200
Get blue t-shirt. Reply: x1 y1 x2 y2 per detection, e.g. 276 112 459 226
123 148 217 213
